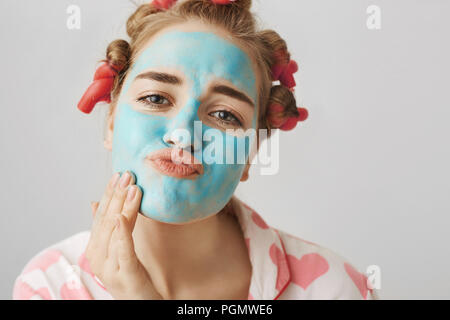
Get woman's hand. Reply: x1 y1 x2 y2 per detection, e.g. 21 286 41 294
85 172 162 300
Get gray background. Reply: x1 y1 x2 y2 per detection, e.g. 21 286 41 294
1 0 449 299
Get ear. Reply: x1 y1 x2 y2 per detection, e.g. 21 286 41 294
103 112 114 151
240 162 251 182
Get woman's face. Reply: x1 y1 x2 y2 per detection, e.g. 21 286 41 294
108 23 258 224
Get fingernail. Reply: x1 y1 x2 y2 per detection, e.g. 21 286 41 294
127 185 137 202
111 173 120 187
119 172 131 189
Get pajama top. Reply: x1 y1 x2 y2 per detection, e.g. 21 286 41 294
12 196 378 300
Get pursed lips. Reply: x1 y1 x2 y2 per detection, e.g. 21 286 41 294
145 147 204 179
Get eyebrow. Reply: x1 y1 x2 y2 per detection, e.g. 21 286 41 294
211 85 254 107
135 71 182 85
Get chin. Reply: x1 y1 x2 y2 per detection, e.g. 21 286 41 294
138 191 225 224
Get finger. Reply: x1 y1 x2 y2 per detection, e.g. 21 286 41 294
116 214 139 272
105 171 135 224
92 172 120 231
100 171 135 238
107 185 140 266
91 202 99 218
97 171 135 260
107 215 122 270
86 173 119 274
108 214 135 270
122 185 142 228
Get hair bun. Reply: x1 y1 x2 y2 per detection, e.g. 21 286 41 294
106 39 131 69
266 85 308 131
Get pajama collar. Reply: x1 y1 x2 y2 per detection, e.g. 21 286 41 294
231 196 290 300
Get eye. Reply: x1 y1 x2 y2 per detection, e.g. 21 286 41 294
209 110 243 127
137 94 172 108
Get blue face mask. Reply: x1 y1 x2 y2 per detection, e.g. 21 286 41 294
111 30 257 223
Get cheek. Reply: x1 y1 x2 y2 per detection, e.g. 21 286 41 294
203 134 249 186
196 163 244 210
112 102 166 162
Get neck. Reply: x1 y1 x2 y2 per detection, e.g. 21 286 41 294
132 200 245 299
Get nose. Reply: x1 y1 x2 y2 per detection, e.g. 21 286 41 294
163 101 202 154
163 135 196 154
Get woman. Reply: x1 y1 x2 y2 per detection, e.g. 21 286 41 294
12 0 376 300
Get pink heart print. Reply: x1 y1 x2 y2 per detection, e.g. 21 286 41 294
344 262 370 299
287 253 329 290
23 249 62 274
251 211 269 229
270 244 329 291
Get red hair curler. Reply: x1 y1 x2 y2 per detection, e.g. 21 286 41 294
77 62 122 114
267 104 309 131
272 59 298 90
151 0 178 10
210 0 237 4
279 107 308 131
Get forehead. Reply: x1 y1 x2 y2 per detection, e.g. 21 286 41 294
128 30 257 101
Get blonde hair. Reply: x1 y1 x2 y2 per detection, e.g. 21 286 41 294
104 0 300 139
